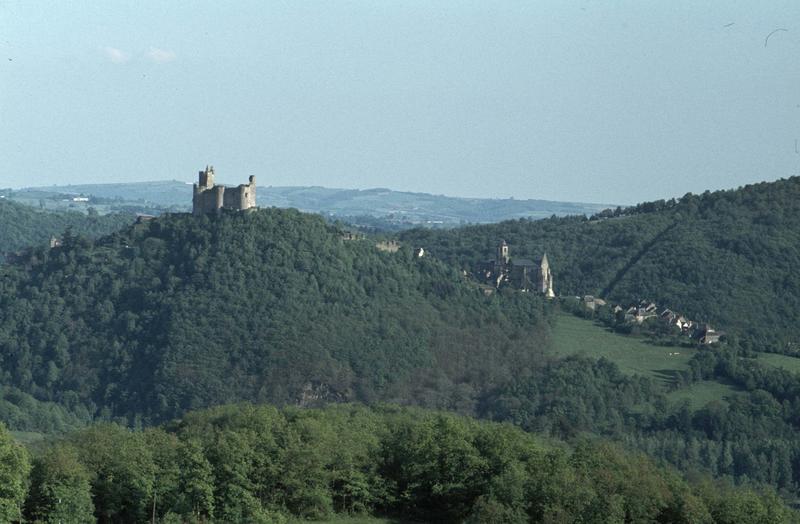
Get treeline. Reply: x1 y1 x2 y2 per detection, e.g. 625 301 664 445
0 209 551 427
0 199 134 255
4 403 794 523
470 331 800 498
399 176 800 354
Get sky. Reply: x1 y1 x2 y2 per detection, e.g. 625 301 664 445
1 1 799 205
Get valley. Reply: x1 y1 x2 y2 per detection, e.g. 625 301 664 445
2 178 800 521
7 1 800 520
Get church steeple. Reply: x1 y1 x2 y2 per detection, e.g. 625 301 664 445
497 240 509 265
539 253 555 298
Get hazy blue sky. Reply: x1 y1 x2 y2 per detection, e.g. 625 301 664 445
1 1 798 204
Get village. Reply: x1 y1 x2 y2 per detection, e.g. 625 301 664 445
580 295 724 345
365 234 728 347
470 240 724 346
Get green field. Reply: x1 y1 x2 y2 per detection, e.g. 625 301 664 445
755 352 800 373
551 313 747 408
551 313 697 387
666 380 741 409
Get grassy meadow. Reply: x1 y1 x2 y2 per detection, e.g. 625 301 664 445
550 313 696 387
550 313 745 408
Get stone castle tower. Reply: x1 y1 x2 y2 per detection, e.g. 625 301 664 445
192 166 256 216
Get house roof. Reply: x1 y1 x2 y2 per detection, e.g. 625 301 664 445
511 258 536 267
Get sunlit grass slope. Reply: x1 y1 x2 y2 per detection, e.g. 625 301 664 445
550 313 696 387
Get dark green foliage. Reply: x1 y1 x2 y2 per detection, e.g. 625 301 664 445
0 208 549 426
20 403 794 523
6 181 800 514
25 444 95 523
0 422 30 522
0 386 89 434
400 177 800 354
0 199 133 254
476 342 800 499
69 424 155 522
481 355 662 439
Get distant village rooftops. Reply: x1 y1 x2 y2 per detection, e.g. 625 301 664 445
579 296 724 345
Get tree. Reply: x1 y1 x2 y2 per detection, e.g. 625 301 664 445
0 422 30 523
25 444 95 523
175 439 214 519
70 424 155 523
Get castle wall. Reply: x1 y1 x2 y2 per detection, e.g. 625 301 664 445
222 186 243 209
192 169 256 215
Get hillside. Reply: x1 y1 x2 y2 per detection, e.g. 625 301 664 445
400 177 800 353
0 208 550 425
8 180 611 227
7 403 791 523
8 195 800 502
550 312 698 386
0 199 134 254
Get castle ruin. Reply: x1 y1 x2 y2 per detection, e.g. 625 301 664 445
192 166 256 215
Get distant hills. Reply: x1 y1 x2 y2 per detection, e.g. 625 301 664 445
4 180 612 228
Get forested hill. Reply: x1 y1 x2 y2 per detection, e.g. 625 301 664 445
0 198 134 254
0 208 549 425
400 177 800 353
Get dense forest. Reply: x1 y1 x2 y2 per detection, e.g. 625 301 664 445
5 182 800 516
478 348 800 501
0 199 134 254
0 208 550 427
5 403 793 523
392 177 800 502
400 176 800 354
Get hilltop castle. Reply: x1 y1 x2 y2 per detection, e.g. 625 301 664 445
481 240 555 297
192 166 256 215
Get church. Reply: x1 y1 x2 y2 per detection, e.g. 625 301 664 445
479 240 555 297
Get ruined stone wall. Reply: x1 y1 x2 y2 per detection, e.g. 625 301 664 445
221 176 256 211
192 169 256 215
222 186 243 209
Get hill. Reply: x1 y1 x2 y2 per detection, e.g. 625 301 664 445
0 199 134 254
400 176 800 353
8 180 612 228
0 208 550 425
8 195 800 501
